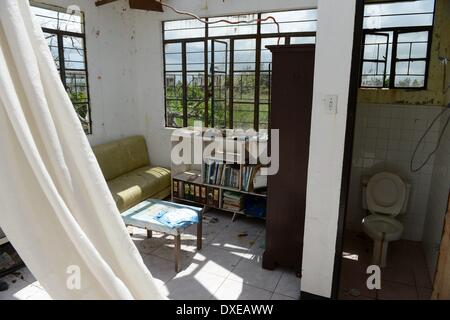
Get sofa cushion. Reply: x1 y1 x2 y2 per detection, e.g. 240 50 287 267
92 136 150 181
107 166 171 212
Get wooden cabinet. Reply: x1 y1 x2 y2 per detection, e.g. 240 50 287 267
262 45 315 276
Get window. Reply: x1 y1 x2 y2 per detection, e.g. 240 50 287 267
361 0 435 89
31 2 92 133
163 10 317 129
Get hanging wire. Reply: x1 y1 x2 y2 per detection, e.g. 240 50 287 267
410 104 450 173
158 1 282 44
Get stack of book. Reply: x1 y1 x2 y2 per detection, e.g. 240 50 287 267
222 191 243 211
203 161 240 189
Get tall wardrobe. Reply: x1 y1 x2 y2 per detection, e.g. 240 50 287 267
262 45 315 277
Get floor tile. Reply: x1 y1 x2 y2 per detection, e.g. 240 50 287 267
271 292 296 300
133 236 166 255
213 279 272 300
378 280 418 300
228 259 283 292
25 285 52 300
142 254 177 283
165 270 226 300
338 290 374 300
339 268 376 299
274 270 301 299
8 267 37 284
226 216 265 236
0 209 275 301
339 230 432 300
193 245 242 278
151 240 197 263
417 286 432 300
381 262 415 286
0 274 39 300
209 228 259 253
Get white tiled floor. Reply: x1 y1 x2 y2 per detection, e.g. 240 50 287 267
0 210 300 300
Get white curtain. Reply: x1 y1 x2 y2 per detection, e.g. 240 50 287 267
0 0 163 300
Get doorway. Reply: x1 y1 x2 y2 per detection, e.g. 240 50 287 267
334 0 450 300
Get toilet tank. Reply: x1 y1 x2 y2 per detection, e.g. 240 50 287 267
361 175 411 214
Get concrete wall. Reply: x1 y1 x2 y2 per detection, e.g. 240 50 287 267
301 0 356 297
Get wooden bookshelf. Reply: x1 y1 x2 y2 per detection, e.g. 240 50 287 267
170 128 267 221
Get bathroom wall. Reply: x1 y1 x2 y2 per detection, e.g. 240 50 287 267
422 109 450 280
421 0 450 281
346 103 443 241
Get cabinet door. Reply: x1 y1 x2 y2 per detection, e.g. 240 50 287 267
263 45 315 272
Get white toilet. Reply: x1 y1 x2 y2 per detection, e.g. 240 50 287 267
361 172 411 267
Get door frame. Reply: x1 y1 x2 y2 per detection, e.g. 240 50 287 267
330 0 365 299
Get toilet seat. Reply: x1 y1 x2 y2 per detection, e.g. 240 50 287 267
366 172 406 217
362 214 403 242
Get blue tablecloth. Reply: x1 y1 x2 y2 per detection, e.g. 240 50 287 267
121 199 202 234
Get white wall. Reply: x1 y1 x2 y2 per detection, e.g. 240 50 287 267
422 108 450 280
301 0 356 298
33 0 144 146
346 103 443 241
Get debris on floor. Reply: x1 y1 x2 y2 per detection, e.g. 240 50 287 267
348 288 361 297
203 216 219 224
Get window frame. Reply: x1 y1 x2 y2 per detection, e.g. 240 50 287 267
32 3 92 134
360 0 436 90
360 32 390 89
360 26 433 90
162 12 316 130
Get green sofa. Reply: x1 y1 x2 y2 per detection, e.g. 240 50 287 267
92 136 171 212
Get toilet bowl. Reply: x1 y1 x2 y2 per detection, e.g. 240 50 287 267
361 172 410 267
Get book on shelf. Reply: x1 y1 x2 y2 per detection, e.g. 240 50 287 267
173 180 179 197
175 181 207 204
206 187 220 207
204 161 240 189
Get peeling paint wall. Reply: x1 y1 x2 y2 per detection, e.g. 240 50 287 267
358 0 450 106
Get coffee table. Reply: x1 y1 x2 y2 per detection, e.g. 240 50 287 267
121 199 203 272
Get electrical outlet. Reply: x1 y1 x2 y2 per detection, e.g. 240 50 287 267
323 94 338 114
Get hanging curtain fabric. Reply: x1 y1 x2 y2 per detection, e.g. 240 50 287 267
0 0 163 299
